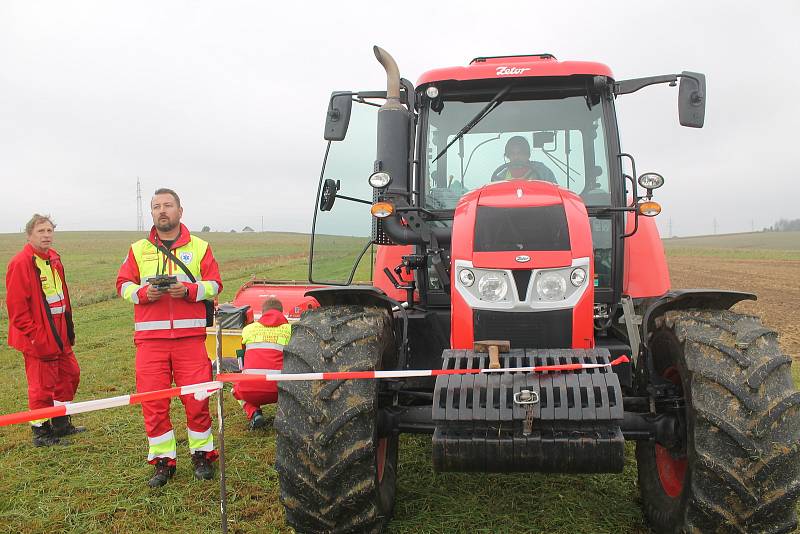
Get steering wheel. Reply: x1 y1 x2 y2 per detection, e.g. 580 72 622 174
491 162 553 183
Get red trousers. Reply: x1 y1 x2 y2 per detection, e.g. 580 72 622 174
232 384 278 420
23 347 80 411
135 337 213 456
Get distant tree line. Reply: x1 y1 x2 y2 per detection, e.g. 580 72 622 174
767 218 800 232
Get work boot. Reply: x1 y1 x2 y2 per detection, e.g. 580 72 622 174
148 458 176 488
51 415 87 438
191 452 215 481
249 410 267 431
31 421 66 447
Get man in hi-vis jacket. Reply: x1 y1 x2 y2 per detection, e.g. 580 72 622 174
116 188 222 488
5 214 85 447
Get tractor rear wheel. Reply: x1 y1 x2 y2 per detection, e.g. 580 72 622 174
637 309 800 533
275 304 398 534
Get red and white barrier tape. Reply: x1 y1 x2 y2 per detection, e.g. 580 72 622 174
0 381 222 428
219 355 630 383
0 356 628 428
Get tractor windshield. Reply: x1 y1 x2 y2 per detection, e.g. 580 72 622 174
423 95 611 210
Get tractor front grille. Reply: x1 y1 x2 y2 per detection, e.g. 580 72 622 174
473 308 572 348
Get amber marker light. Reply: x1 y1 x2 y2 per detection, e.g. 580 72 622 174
638 201 662 217
370 202 394 218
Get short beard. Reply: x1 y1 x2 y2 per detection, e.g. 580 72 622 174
155 219 178 233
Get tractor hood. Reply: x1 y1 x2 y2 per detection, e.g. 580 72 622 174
451 179 593 270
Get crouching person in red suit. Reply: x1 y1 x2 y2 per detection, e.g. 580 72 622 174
233 297 291 430
5 214 85 447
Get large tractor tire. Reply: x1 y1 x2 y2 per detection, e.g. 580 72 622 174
637 309 800 533
274 304 398 534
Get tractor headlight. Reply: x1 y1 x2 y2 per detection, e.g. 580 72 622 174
570 268 587 287
477 273 508 302
536 272 567 301
454 259 590 309
368 171 392 189
638 172 664 190
458 268 475 287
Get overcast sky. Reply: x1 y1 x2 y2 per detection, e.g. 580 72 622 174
1 1 798 238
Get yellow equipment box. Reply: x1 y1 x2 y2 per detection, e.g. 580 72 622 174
205 328 244 360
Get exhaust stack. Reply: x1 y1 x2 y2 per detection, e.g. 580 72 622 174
373 46 403 110
371 45 441 245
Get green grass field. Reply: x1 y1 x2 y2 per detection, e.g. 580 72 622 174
663 230 800 260
0 230 797 533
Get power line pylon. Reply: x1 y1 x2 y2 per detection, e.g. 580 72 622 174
136 178 144 232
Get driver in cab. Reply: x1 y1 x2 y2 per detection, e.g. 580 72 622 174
491 136 556 183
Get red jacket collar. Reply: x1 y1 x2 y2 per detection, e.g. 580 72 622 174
259 309 288 327
148 223 192 249
24 243 59 262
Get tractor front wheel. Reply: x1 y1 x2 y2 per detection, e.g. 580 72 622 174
637 309 800 533
275 304 398 534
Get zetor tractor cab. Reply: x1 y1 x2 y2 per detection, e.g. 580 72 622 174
274 48 800 533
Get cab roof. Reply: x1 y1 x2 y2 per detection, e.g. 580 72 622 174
416 54 614 86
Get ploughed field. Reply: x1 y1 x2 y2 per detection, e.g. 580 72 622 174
0 230 797 533
664 232 800 364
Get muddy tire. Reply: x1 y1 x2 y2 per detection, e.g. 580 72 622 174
637 309 800 533
275 305 398 534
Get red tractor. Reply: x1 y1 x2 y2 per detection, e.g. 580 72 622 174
273 48 800 533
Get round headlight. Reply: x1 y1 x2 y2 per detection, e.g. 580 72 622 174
369 171 392 188
458 269 475 287
536 272 567 301
477 273 508 302
570 268 586 287
638 172 665 190
425 86 439 99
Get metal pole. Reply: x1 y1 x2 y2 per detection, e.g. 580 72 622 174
215 313 228 533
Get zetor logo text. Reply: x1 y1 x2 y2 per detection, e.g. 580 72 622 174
496 66 530 76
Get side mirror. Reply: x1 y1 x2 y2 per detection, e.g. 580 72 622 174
324 92 353 141
319 179 339 211
678 71 706 128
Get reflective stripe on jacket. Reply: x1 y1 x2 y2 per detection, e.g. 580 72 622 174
241 310 291 372
116 224 222 341
35 256 66 315
5 243 74 357
239 310 291 396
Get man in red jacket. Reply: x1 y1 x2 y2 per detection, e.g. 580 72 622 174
116 188 223 488
5 214 85 447
232 297 291 430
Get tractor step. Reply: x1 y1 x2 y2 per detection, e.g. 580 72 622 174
432 348 625 473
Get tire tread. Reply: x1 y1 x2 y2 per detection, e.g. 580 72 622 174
639 308 800 534
275 305 397 534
